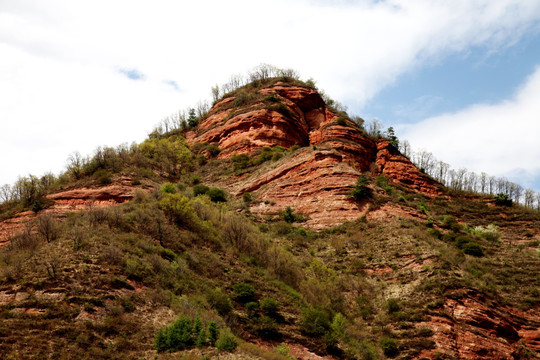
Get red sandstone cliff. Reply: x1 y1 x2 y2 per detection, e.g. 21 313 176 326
187 82 441 227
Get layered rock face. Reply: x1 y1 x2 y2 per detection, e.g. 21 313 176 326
418 290 540 360
188 82 440 227
0 181 137 247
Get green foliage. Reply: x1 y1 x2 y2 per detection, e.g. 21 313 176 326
386 298 401 313
453 235 484 257
140 136 193 177
274 342 295 359
462 242 484 257
380 337 398 357
336 117 347 126
232 153 251 170
160 183 177 194
233 283 256 303
242 192 252 203
281 206 301 223
154 315 194 352
207 187 227 203
259 297 279 316
385 126 399 147
494 193 512 206
473 224 501 242
207 321 219 346
215 329 238 351
351 174 371 201
300 306 330 336
440 215 461 232
206 143 221 157
187 108 198 127
93 169 112 185
193 184 210 197
418 201 430 215
158 193 198 228
206 288 233 315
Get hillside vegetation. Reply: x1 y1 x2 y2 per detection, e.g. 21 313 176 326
0 70 539 360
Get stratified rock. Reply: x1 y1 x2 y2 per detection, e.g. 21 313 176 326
188 82 441 227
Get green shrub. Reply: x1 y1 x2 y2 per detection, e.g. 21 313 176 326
300 306 330 336
160 183 177 194
380 337 398 357
233 283 256 303
259 297 279 316
207 321 219 346
206 144 221 157
232 153 251 170
216 329 238 351
93 169 112 185
281 206 302 223
386 298 400 314
193 184 210 196
207 187 227 202
154 315 194 352
462 242 484 257
242 192 252 203
206 288 233 315
351 174 371 200
473 224 500 242
494 193 512 206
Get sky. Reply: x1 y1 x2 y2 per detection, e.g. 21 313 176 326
1 0 540 191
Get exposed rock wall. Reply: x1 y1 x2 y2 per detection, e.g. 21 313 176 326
188 83 441 227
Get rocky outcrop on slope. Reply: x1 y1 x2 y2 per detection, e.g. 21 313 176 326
0 182 139 247
417 290 540 359
188 82 440 226
375 140 441 195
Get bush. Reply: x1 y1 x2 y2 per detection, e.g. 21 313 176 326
154 315 194 352
232 153 251 170
300 306 330 336
207 187 227 202
473 224 500 242
207 321 219 346
281 206 302 223
380 337 398 357
206 288 233 315
351 174 371 200
386 298 400 314
193 184 210 197
259 297 279 316
206 144 221 157
242 192 252 203
160 183 177 194
93 169 112 185
462 242 484 257
233 283 256 303
494 193 512 206
216 329 238 351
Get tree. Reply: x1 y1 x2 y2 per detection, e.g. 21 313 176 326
187 108 198 128
67 151 85 179
365 119 382 137
385 127 399 147
211 84 221 102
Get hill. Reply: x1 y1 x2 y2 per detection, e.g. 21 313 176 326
0 72 539 360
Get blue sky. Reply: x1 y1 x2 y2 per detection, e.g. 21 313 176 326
361 32 540 125
1 0 540 193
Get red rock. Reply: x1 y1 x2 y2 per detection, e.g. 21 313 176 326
0 182 139 247
188 83 442 228
375 139 442 195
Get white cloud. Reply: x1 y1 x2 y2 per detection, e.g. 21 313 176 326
401 66 540 190
1 0 540 186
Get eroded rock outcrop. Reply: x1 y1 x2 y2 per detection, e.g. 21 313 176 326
0 182 138 247
417 290 540 359
188 82 440 227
